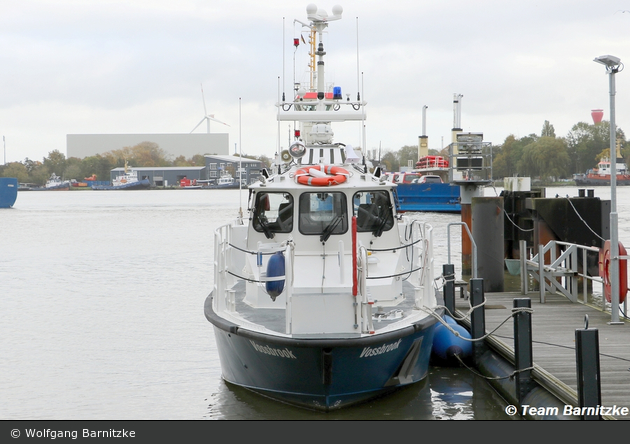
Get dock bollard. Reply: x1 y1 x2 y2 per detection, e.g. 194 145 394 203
513 298 534 404
469 278 485 364
443 264 455 315
575 315 602 420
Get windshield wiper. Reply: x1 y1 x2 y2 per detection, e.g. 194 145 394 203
320 214 344 243
373 205 392 237
256 213 274 239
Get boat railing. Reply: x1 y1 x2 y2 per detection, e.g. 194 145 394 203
214 219 436 334
407 219 435 308
356 244 374 333
214 223 294 315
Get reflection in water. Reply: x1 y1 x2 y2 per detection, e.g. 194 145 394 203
206 366 517 420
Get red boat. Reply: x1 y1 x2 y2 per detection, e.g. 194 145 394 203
574 157 630 186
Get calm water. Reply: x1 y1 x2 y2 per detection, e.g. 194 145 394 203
1 186 626 420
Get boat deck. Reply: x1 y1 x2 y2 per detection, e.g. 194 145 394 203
227 280 435 336
456 291 630 420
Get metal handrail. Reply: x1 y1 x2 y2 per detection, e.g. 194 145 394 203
524 239 607 307
447 222 477 279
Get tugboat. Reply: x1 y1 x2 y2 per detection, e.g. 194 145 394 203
204 4 442 411
39 173 71 190
574 156 630 186
92 161 150 190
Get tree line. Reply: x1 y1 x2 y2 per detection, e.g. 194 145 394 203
375 119 627 183
0 141 272 185
1 119 626 185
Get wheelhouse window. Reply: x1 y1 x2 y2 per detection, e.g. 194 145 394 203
252 192 294 238
353 190 394 236
299 192 348 238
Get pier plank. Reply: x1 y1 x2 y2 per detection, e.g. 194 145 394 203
456 290 630 420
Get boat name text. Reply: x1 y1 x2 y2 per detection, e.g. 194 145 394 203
360 339 402 358
249 341 297 359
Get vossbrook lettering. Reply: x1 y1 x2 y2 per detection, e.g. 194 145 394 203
250 340 297 359
360 339 402 358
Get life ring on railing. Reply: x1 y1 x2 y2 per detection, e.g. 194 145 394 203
599 240 628 304
294 165 348 186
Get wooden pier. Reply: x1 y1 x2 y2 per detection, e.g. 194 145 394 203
455 290 630 420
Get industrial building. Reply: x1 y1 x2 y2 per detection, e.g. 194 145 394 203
204 155 264 185
107 155 264 187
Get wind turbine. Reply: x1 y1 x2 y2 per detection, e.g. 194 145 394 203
190 84 230 133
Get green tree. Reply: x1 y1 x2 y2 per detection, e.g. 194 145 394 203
43 150 67 177
380 150 399 173
493 135 520 178
64 163 83 181
565 121 626 173
397 145 420 169
0 162 30 182
535 136 570 180
81 154 115 181
517 136 569 181
541 120 556 138
173 155 190 166
191 154 206 166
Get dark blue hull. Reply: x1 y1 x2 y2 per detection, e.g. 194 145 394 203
92 179 151 190
396 183 461 213
0 178 18 208
205 296 439 411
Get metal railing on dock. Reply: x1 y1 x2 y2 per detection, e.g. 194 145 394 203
519 239 628 323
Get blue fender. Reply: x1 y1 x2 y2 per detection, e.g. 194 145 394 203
432 315 473 365
265 252 285 299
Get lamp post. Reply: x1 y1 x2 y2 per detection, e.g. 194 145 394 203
594 54 624 324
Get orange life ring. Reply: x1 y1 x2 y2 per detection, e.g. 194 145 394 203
294 165 348 186
599 240 628 304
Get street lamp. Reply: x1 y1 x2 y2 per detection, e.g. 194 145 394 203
594 54 624 324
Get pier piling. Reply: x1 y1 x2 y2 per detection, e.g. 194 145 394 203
469 278 486 364
514 298 534 404
575 319 602 420
443 264 455 315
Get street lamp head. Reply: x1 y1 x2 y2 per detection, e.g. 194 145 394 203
594 54 621 68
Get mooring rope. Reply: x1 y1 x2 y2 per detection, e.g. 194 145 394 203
453 353 535 381
419 305 534 343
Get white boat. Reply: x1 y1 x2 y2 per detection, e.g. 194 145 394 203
43 173 71 190
93 161 150 190
204 4 443 411
215 173 238 188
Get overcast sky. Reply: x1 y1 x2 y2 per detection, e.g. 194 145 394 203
2 1 630 164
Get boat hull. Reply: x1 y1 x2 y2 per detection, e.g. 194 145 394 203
396 183 461 213
205 295 439 411
0 178 18 208
92 179 151 190
31 184 70 191
574 176 630 186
